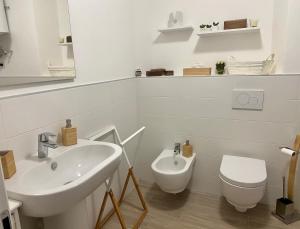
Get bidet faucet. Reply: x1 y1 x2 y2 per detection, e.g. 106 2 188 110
174 143 181 157
38 132 58 159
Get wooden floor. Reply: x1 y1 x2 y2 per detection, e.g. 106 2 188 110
104 184 300 229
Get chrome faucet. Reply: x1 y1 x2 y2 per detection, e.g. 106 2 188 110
174 143 181 157
38 132 58 159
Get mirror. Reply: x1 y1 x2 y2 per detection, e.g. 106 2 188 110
0 0 75 86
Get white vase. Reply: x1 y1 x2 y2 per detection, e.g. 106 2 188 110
175 11 183 26
168 13 175 28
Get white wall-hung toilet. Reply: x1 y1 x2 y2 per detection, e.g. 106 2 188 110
151 149 196 194
219 155 267 212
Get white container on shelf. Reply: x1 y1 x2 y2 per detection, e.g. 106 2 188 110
227 54 275 75
167 11 184 28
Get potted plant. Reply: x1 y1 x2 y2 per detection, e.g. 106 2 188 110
200 24 206 31
212 21 220 31
206 24 212 31
216 61 226 75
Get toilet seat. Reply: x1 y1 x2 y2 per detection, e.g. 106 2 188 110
220 155 267 188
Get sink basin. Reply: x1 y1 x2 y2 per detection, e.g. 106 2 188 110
5 139 122 217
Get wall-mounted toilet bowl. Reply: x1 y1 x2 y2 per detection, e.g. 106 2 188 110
151 149 196 194
219 155 267 212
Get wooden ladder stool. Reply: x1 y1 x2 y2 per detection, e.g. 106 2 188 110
89 126 148 229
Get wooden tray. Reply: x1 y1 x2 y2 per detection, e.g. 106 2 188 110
224 19 247 30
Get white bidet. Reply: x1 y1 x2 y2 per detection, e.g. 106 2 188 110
151 149 196 194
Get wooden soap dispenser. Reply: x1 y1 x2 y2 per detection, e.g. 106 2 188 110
62 119 77 146
183 140 193 158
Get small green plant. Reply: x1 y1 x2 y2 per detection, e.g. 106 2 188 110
206 24 212 29
213 22 220 26
216 61 226 75
200 24 206 29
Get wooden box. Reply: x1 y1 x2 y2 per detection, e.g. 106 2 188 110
224 19 247 30
0 150 16 179
146 71 164 76
146 69 166 76
183 68 211 76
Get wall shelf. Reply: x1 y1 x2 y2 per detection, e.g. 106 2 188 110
197 27 260 37
158 26 194 33
58 42 73 46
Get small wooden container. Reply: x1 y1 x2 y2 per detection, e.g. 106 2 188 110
146 69 166 76
183 68 211 76
0 150 16 179
62 119 77 146
224 19 247 30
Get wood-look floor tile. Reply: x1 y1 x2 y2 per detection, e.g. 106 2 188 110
103 184 298 229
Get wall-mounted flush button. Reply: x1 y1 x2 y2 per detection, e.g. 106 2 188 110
237 93 250 105
232 89 264 110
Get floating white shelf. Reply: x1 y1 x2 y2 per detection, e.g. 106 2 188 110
197 27 260 37
158 26 194 33
58 42 73 46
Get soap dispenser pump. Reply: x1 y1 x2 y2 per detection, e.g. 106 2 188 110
183 140 193 158
61 119 77 146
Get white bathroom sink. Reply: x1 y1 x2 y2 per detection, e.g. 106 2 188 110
5 139 122 217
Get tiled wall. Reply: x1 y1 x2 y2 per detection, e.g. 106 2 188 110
136 75 300 208
0 79 137 161
0 79 138 228
2 76 300 226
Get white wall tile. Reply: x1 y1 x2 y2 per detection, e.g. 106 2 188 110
1 90 78 138
0 79 138 229
110 79 137 104
1 76 300 216
136 76 300 208
234 76 300 100
6 129 41 161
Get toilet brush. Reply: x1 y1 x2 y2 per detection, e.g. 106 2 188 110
274 176 294 221
272 135 300 224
